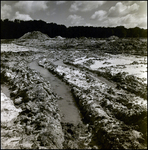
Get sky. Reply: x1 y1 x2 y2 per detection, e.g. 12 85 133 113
1 1 147 29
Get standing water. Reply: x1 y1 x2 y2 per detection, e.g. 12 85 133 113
29 60 82 125
1 84 11 98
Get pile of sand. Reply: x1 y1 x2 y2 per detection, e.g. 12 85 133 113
108 35 119 40
55 36 65 40
19 31 50 40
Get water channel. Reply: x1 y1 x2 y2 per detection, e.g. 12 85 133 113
29 60 83 125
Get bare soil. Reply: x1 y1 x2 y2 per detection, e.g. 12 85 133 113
1 34 147 149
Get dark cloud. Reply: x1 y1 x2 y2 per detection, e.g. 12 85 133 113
96 1 147 29
67 14 84 26
14 1 49 13
1 4 12 19
1 1 147 29
108 2 139 17
91 10 107 21
13 11 33 21
56 1 66 5
100 13 147 29
69 1 106 12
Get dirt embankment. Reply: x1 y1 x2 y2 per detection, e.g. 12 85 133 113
38 57 147 149
64 60 147 100
13 31 147 56
1 51 98 149
1 32 147 149
1 55 64 149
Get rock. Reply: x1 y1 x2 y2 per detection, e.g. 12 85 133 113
14 97 23 105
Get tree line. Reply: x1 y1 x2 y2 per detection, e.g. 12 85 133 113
1 19 147 39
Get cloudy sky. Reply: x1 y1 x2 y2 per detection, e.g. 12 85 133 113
1 1 147 29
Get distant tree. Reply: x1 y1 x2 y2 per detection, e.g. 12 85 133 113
0 19 147 39
114 26 127 38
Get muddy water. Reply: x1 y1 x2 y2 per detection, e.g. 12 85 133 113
1 84 10 98
29 60 82 125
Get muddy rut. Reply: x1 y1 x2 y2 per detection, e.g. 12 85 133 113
29 60 83 125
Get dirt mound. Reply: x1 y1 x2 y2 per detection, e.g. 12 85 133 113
19 31 50 40
108 35 119 40
55 36 65 40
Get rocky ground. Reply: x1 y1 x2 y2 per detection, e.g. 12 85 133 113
1 32 147 149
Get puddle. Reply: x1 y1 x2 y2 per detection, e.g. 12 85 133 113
1 84 11 98
29 60 82 125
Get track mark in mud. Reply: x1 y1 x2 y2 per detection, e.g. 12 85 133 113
57 59 117 89
29 60 83 125
38 57 147 149
88 72 116 88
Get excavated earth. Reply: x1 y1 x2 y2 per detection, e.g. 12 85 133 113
1 32 147 149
